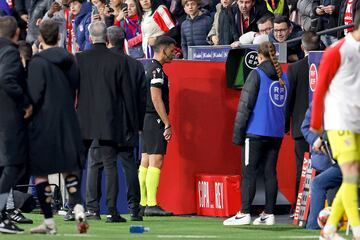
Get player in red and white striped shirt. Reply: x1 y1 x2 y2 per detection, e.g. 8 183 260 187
311 12 360 240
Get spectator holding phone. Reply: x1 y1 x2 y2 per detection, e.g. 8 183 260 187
116 0 145 58
70 0 92 51
312 0 340 46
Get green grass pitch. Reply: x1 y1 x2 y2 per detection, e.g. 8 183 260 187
0 214 353 240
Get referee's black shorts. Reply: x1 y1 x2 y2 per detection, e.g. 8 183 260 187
142 113 168 155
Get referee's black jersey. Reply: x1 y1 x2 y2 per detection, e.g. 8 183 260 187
144 59 170 114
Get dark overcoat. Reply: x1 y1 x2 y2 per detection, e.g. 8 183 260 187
26 47 84 175
0 38 29 167
76 43 134 146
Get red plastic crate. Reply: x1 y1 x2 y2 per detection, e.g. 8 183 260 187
196 175 240 217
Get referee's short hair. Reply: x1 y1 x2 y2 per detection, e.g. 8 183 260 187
301 31 320 51
153 36 176 53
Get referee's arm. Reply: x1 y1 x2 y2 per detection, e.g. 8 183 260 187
150 87 170 128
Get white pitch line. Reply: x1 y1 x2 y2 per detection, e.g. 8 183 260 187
157 235 219 238
278 236 319 239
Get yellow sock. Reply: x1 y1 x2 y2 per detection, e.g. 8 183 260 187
138 166 148 206
146 167 161 207
341 182 360 227
327 185 345 227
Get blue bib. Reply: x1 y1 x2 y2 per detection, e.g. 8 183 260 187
246 68 289 138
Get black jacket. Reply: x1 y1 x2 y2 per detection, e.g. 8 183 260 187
233 60 279 145
312 0 340 36
338 0 360 38
76 43 134 146
268 22 304 62
0 38 29 167
27 47 84 175
232 1 271 40
109 47 147 139
285 56 309 139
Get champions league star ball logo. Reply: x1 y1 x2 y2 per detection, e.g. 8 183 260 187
269 81 287 107
245 51 259 69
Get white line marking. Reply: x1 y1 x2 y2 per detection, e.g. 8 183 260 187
158 235 219 238
279 236 319 239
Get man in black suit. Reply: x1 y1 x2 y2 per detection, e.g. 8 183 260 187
286 31 321 213
76 21 135 222
83 26 146 222
0 16 32 234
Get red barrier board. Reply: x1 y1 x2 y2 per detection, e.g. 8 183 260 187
293 152 316 227
196 175 240 217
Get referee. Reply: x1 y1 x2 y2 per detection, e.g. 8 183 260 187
138 36 176 216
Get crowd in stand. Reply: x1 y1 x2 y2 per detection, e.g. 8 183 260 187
0 0 356 60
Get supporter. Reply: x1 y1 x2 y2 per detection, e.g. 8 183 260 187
207 0 236 46
301 104 342 230
0 0 13 16
337 0 360 38
268 15 303 62
0 16 32 234
312 0 340 46
285 31 320 211
42 0 67 48
231 14 274 47
69 0 92 51
139 0 177 58
139 36 176 217
26 20 87 234
117 0 145 58
231 0 271 42
224 41 288 226
311 12 360 240
263 0 289 16
181 0 212 59
26 0 52 44
297 0 312 31
13 0 30 40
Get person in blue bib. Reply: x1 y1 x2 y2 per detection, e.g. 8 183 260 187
224 41 289 226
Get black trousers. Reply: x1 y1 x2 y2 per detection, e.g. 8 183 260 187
0 164 24 194
241 136 282 214
294 137 309 200
86 143 140 215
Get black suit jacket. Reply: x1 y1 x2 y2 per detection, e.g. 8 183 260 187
285 55 309 139
76 43 134 146
109 47 147 133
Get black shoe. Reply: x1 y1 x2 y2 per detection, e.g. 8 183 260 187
0 219 24 234
64 209 75 221
105 215 127 223
85 211 101 220
144 205 173 216
130 211 143 221
138 205 146 217
6 209 33 224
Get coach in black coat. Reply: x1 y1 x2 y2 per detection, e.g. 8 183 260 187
0 35 30 168
26 47 84 175
285 54 310 202
76 39 133 147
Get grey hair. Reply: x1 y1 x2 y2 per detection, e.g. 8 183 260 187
106 26 125 48
89 21 107 44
